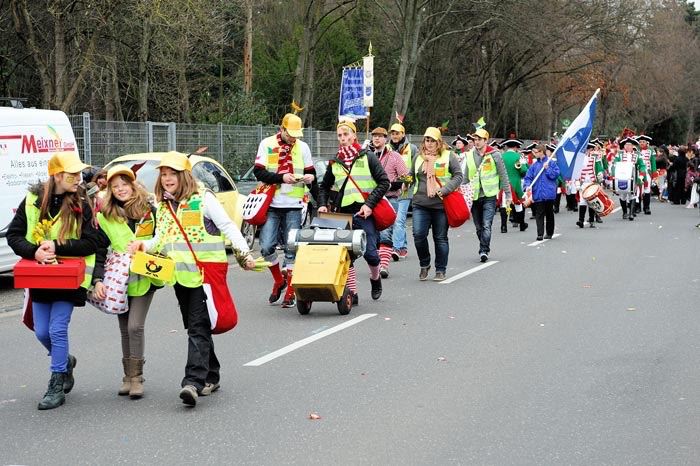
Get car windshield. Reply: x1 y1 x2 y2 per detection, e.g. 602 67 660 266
120 160 161 192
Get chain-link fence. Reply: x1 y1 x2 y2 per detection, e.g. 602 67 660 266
68 113 448 177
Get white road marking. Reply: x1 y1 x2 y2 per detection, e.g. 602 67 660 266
438 261 499 284
527 233 562 246
244 313 377 366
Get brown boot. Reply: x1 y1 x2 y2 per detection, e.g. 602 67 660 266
118 357 131 396
129 358 145 399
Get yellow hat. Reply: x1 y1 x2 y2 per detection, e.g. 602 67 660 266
390 123 405 134
423 127 442 141
47 151 90 176
106 164 135 183
337 120 357 133
472 128 490 140
282 113 304 138
156 151 192 172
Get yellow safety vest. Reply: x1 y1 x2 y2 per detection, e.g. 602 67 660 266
331 154 378 207
260 135 306 199
467 149 500 199
24 192 95 290
413 149 453 194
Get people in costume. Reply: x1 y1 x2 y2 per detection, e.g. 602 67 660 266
464 128 511 263
612 137 647 220
371 127 408 279
523 144 560 241
317 120 390 304
498 139 529 233
636 135 657 214
388 122 417 260
6 151 99 410
451 135 475 208
576 142 605 228
130 152 255 407
411 127 463 281
253 113 316 308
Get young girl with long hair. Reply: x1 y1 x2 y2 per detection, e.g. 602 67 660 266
129 152 255 407
7 151 100 410
92 165 161 399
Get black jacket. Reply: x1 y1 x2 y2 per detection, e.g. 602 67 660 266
6 184 100 306
318 150 390 214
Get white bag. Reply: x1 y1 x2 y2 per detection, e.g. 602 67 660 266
87 251 131 315
459 183 474 210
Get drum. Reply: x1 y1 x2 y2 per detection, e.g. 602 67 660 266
614 161 634 193
582 183 614 216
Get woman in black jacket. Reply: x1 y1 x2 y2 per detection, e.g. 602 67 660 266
668 147 688 205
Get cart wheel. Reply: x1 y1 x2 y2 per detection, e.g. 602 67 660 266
337 287 353 315
297 300 312 315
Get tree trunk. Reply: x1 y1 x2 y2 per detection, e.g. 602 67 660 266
292 0 324 123
390 0 421 125
243 0 253 94
138 13 152 121
177 45 190 123
11 0 53 107
52 1 66 108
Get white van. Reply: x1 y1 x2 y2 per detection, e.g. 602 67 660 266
0 108 80 273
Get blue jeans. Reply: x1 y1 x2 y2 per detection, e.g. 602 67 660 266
259 207 302 267
379 197 400 246
33 301 74 373
411 205 449 273
392 198 411 250
471 197 497 255
352 215 380 266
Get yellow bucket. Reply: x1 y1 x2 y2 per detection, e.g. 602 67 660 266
130 251 175 283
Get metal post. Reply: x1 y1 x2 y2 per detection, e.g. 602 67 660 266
147 122 153 152
168 122 176 151
257 124 263 143
218 123 224 163
82 112 91 165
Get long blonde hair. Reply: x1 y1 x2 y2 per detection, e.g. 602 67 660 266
154 168 199 202
38 177 86 245
101 175 152 222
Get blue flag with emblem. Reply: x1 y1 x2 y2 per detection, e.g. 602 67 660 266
338 67 367 120
554 89 600 180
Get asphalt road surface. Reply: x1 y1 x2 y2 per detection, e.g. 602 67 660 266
1 199 699 465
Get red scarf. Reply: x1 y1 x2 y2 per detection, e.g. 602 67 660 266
337 143 362 168
276 132 295 174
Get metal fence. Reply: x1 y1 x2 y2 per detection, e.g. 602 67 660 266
68 113 443 177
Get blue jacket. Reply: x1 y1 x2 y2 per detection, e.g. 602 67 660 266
523 157 560 201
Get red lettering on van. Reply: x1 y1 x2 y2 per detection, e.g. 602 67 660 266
21 135 38 153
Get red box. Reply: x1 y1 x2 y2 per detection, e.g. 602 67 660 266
14 258 86 289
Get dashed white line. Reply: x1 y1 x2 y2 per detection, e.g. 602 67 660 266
438 261 499 284
244 313 377 366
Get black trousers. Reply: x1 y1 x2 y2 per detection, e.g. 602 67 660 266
174 283 220 392
533 201 555 237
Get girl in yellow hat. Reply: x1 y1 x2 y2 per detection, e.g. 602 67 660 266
6 151 99 410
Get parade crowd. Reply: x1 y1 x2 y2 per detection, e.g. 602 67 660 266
8 114 700 411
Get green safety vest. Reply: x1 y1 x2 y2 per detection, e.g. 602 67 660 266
97 211 161 296
260 135 306 199
155 192 227 288
467 149 500 199
24 192 95 290
331 154 378 207
413 149 453 194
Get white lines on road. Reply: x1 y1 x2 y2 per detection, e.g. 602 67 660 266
527 234 562 246
438 261 499 284
243 313 377 366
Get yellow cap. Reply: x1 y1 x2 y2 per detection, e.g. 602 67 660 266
472 128 490 140
390 123 405 134
282 113 304 138
106 164 135 183
423 127 442 141
156 152 192 172
47 151 90 176
337 120 357 133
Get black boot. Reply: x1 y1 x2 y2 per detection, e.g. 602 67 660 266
38 372 66 410
370 278 382 300
63 354 77 394
499 209 508 233
621 200 628 219
628 201 635 220
643 193 651 214
576 206 586 228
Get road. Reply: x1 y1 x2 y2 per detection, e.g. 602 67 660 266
1 200 699 465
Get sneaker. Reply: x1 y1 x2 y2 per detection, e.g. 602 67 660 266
398 249 409 259
370 278 382 300
433 271 446 281
520 223 529 232
536 236 543 241
419 266 430 281
576 221 584 228
179 385 198 406
201 382 220 396
268 279 287 304
380 267 389 279
391 250 400 262
480 253 488 263
281 296 296 308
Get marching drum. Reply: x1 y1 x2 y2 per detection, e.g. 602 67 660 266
582 183 614 216
614 161 634 193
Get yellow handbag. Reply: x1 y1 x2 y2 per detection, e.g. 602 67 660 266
130 251 175 282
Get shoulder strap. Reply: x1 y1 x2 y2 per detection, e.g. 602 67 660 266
165 201 201 268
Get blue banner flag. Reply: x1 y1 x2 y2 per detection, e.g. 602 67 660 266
554 89 600 180
338 67 367 120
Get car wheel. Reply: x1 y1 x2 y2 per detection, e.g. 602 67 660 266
241 222 256 250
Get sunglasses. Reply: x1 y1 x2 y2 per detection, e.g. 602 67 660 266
63 173 82 183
